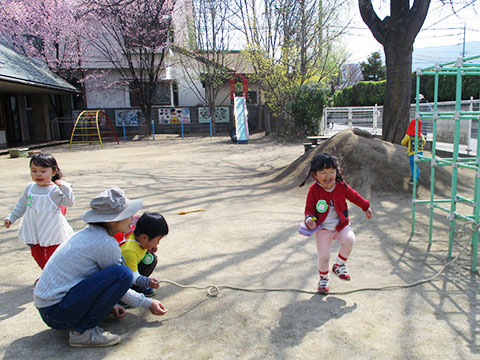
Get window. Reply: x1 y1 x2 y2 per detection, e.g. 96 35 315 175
232 90 258 105
172 83 179 106
246 91 257 105
130 82 172 106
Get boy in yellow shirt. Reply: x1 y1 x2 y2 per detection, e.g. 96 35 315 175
119 212 169 297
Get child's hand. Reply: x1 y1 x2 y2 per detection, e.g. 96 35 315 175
4 219 11 228
148 278 160 289
150 246 158 253
305 217 317 230
111 304 127 319
54 179 64 186
149 300 168 315
364 208 372 219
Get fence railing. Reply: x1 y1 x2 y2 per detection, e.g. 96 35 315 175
51 117 75 141
321 98 480 140
321 105 381 135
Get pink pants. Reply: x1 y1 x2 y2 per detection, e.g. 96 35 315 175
314 225 356 273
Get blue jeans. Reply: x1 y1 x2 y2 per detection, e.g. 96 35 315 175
38 265 133 332
409 152 422 181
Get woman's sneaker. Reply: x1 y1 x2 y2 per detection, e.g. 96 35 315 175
332 263 351 281
69 327 120 348
317 278 329 293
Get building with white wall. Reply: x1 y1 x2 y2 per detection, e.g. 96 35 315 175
79 0 264 135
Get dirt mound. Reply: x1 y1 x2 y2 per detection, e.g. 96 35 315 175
270 129 468 198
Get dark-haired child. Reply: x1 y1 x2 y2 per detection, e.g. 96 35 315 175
300 153 372 294
118 211 169 297
4 153 75 269
401 118 426 185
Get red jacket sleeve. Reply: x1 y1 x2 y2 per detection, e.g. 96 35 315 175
344 183 370 211
304 185 318 217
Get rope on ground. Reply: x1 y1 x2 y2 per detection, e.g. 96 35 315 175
159 222 475 297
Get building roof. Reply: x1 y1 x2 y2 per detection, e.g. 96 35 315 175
173 46 255 75
0 43 78 94
213 50 255 74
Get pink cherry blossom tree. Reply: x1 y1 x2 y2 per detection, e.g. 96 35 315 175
0 0 87 81
0 0 176 133
0 0 88 115
82 0 176 134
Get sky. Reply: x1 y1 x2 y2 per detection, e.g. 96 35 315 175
344 0 480 64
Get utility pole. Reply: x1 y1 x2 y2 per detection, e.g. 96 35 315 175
462 25 466 57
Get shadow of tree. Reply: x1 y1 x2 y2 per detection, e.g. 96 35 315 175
0 285 32 322
1 134 478 357
367 193 480 355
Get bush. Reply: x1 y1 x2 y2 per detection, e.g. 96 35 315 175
333 71 480 107
334 80 386 106
288 83 327 135
415 74 480 102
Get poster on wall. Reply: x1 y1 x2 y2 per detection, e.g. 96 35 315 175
158 108 191 124
198 107 229 123
115 110 141 127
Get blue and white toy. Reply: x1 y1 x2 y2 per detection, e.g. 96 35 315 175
298 222 323 236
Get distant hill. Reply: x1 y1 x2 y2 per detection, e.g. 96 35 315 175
412 41 480 70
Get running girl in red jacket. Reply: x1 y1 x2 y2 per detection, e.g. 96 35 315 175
301 153 372 293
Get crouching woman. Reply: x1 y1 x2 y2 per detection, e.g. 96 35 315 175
34 188 167 348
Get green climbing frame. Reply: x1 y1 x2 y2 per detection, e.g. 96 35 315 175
411 54 480 273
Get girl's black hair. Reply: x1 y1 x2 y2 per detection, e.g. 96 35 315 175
299 152 343 187
134 212 169 239
30 153 62 182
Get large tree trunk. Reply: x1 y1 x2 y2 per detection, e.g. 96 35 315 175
383 38 413 143
359 0 430 143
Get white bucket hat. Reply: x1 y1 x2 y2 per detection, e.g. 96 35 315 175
81 187 143 223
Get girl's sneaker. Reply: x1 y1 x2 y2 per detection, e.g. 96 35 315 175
317 278 329 293
332 263 351 281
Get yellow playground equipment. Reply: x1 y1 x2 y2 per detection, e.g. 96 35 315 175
69 110 119 149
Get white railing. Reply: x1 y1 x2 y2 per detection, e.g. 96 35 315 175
321 98 480 141
50 117 75 140
321 105 381 135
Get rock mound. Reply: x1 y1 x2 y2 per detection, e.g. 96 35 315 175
271 129 463 198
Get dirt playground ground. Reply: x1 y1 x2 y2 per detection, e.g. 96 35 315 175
0 130 479 360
